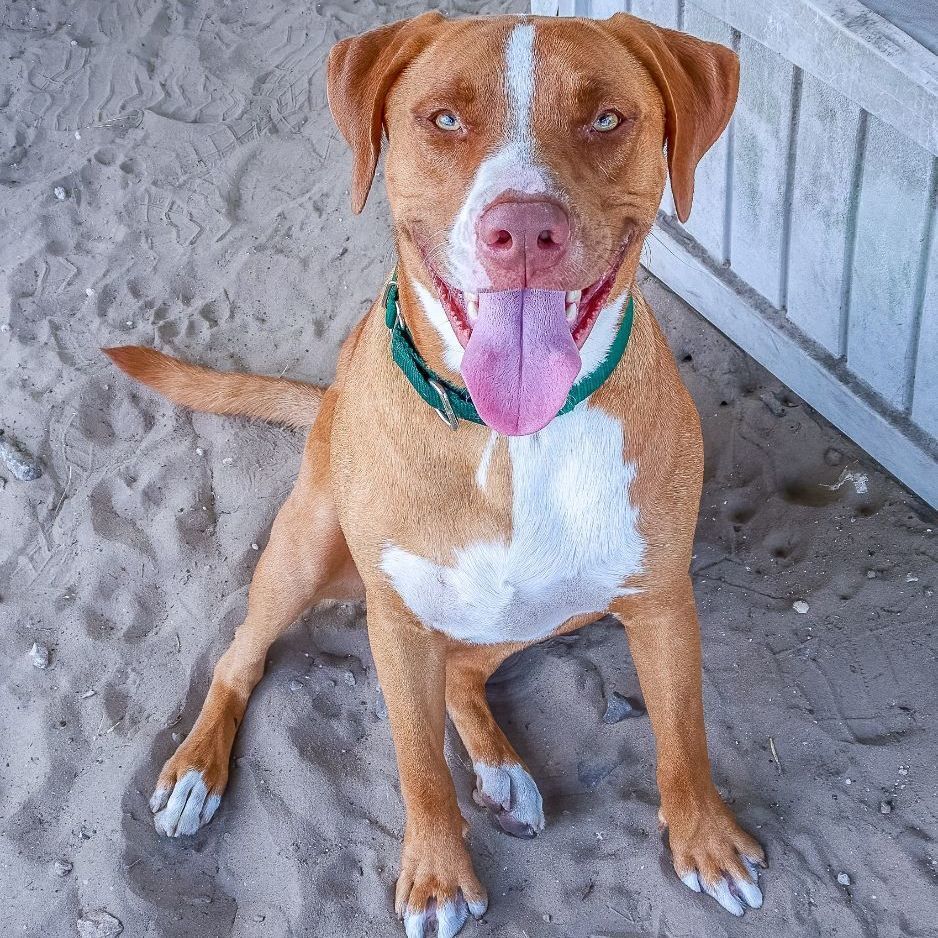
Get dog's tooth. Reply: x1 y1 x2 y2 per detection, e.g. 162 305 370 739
565 303 578 322
467 298 478 322
465 292 479 304
565 289 582 304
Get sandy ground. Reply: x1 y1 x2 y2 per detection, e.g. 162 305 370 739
2 1 937 936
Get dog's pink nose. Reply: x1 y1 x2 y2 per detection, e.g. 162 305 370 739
476 199 570 287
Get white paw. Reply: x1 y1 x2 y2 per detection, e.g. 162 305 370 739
680 856 763 916
472 762 544 838
404 893 486 938
149 769 221 837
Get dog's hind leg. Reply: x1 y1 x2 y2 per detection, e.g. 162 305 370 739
149 393 362 836
446 650 545 839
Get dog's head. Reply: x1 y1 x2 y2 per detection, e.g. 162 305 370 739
328 13 738 435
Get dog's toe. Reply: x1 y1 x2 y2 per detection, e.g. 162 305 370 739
678 854 764 916
404 894 480 938
152 769 221 837
472 762 544 838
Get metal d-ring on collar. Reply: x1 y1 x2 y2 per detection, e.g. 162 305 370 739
384 272 635 431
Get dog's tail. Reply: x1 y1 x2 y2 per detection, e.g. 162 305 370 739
103 346 323 428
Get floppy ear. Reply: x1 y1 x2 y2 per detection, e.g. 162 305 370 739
605 13 739 223
327 12 446 214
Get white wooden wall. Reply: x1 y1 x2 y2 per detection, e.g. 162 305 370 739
533 0 938 509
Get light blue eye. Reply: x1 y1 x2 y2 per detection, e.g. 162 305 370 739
433 111 461 131
593 111 621 132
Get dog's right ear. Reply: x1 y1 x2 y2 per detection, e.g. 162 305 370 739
327 12 446 214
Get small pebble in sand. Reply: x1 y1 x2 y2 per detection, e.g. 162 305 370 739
289 679 303 692
601 691 646 723
758 391 785 417
0 429 42 480
53 185 67 200
29 641 50 669
80 688 96 699
251 543 259 551
880 799 893 814
195 447 204 456
74 131 81 140
77 910 123 938
374 691 388 720
866 570 877 579
343 671 356 687
905 573 919 582
222 457 233 465
85 287 95 297
837 872 851 887
54 859 73 877
792 600 809 614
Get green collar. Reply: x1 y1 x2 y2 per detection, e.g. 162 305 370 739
385 274 634 430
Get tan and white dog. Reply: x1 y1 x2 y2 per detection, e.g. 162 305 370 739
107 12 766 936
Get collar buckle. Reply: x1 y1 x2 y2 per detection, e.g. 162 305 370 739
427 378 459 430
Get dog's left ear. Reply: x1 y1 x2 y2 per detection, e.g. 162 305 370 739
605 13 739 223
327 12 446 214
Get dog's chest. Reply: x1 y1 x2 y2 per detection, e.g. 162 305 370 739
380 406 645 645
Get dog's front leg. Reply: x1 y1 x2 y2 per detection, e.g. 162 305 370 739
367 598 488 938
614 577 766 916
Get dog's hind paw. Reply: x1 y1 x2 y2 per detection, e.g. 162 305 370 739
472 761 544 838
150 768 222 837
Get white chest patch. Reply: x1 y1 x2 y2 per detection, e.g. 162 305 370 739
380 405 645 645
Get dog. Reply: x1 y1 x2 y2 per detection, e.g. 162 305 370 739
106 12 765 937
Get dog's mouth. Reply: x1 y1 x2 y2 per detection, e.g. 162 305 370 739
426 257 625 352
420 248 630 437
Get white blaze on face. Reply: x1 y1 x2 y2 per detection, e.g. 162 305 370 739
445 22 551 291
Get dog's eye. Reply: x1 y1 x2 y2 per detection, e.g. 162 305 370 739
432 111 462 132
592 110 622 132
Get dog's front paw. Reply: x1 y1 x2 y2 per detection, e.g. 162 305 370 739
149 733 229 837
661 791 766 916
395 823 487 938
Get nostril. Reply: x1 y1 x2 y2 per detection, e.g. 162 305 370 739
491 230 512 249
537 230 556 248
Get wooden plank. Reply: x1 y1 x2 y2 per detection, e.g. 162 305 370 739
847 116 933 409
644 224 938 508
730 36 796 307
629 0 679 27
786 75 862 355
911 165 938 440
679 4 734 260
591 0 627 16
691 0 938 157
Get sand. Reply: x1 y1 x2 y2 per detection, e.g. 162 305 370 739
1 1 937 936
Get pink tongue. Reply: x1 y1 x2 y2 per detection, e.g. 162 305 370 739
460 289 581 436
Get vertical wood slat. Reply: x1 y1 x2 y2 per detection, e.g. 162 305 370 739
912 169 938 440
590 0 628 16
847 117 934 410
679 4 734 259
786 75 863 356
730 36 795 307
629 0 679 26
